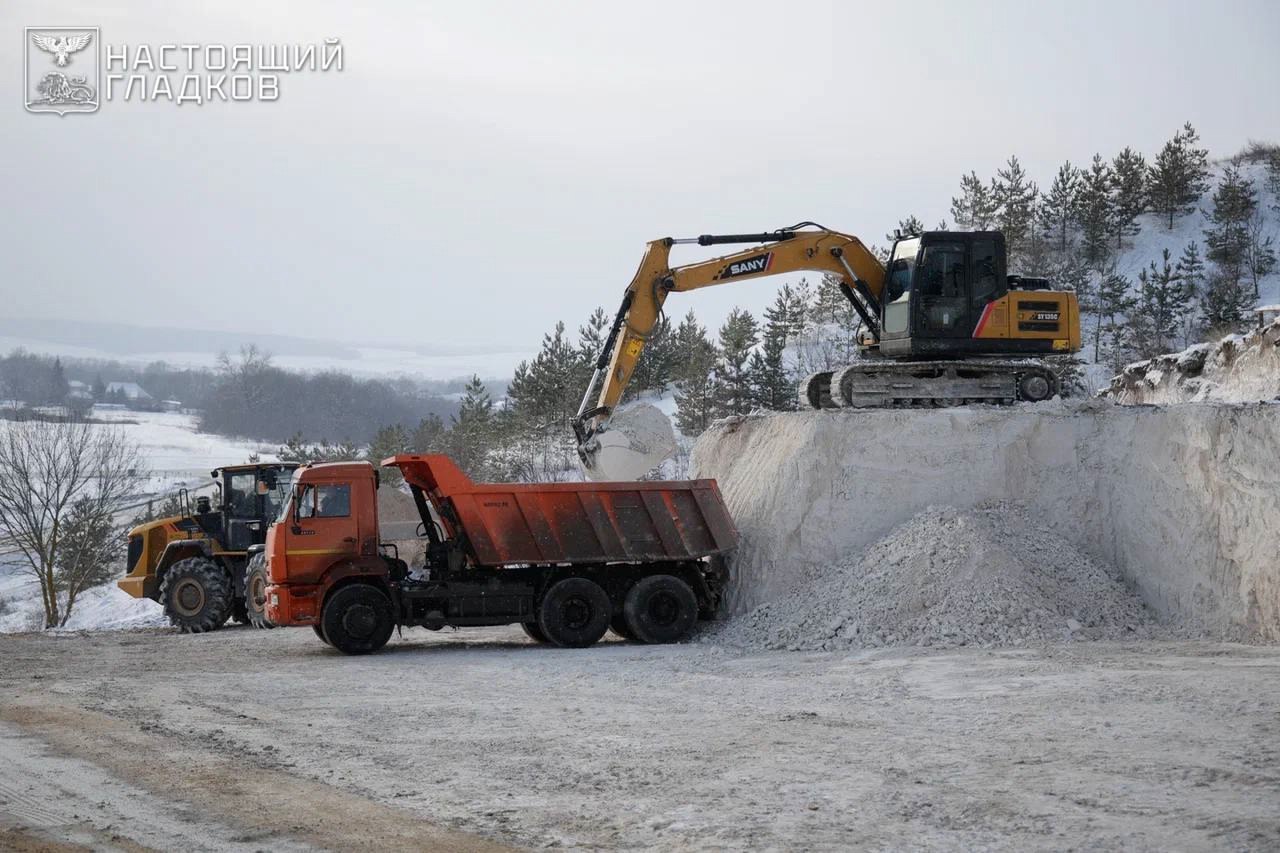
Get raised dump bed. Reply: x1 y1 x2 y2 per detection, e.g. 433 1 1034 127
264 455 738 654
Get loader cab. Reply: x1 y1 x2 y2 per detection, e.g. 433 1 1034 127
216 463 299 552
878 231 1008 357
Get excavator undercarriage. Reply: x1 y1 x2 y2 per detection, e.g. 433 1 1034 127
802 359 1059 409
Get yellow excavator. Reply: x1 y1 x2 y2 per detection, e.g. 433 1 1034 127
573 223 1081 479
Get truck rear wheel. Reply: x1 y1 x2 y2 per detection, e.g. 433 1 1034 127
159 557 232 634
537 578 610 648
321 584 394 655
312 624 330 645
245 554 274 630
623 575 698 644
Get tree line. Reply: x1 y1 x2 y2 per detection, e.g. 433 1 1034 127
946 125 1278 368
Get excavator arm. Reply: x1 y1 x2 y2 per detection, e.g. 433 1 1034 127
574 225 885 477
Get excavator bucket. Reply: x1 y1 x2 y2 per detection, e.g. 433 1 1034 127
580 403 677 482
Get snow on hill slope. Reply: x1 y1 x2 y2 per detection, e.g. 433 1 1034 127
1111 159 1280 308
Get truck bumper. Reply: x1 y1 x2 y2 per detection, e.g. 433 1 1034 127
265 583 322 626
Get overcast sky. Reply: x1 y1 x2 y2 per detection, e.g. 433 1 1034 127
4 0 1280 366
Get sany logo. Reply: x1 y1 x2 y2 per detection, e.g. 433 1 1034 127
716 252 774 279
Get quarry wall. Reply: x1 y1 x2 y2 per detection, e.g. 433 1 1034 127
692 400 1280 641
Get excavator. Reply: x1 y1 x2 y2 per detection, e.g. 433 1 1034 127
573 223 1081 480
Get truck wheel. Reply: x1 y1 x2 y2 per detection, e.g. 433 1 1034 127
537 577 610 648
245 554 274 630
159 557 233 634
610 615 637 641
521 622 550 643
312 624 331 645
623 575 698 644
321 584 394 655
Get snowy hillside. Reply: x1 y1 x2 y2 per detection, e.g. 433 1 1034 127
0 406 277 634
1110 159 1280 308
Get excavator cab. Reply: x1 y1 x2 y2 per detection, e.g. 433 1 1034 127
877 231 1075 359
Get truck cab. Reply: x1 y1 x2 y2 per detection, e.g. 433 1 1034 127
265 461 386 626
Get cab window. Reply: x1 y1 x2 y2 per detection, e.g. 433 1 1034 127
226 472 257 518
296 483 351 519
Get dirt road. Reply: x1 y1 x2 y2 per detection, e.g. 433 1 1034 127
1 627 1277 851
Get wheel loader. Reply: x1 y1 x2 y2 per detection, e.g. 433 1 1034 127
117 463 298 632
573 224 1082 480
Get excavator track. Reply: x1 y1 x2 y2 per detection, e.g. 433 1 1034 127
800 360 1059 409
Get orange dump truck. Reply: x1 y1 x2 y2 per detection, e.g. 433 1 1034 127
264 454 738 654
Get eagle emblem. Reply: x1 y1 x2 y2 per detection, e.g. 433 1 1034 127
31 32 93 66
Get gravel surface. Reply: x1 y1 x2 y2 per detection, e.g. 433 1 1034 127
2 627 1278 851
713 503 1179 651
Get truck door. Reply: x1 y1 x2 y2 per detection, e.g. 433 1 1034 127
286 480 359 583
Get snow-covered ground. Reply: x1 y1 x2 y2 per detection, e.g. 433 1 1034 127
0 407 276 634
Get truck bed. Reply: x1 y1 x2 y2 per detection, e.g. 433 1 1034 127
386 455 738 568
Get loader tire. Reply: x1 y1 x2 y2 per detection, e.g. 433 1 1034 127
537 577 610 648
521 621 550 644
245 554 274 629
321 583 394 655
623 574 698 645
159 557 233 634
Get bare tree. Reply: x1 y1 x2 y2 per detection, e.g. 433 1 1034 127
0 420 145 627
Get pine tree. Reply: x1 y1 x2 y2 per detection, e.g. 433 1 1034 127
576 307 609 367
711 308 758 418
1245 209 1277 300
411 413 446 453
672 311 718 436
628 313 675 397
1148 122 1211 229
1077 154 1115 270
1095 270 1135 366
992 155 1039 262
449 375 494 478
1202 268 1253 335
366 424 413 484
91 373 107 401
1110 147 1148 248
1175 241 1206 346
1203 164 1259 313
950 171 996 230
885 215 926 244
751 289 801 411
1041 161 1080 254
1131 248 1185 358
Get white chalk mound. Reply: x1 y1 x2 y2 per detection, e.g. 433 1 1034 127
713 503 1159 651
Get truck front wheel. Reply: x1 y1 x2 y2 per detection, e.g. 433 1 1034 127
321 584 394 655
245 554 274 630
623 575 698 644
159 557 233 634
538 578 610 648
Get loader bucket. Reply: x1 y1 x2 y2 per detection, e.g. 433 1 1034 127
580 402 677 482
